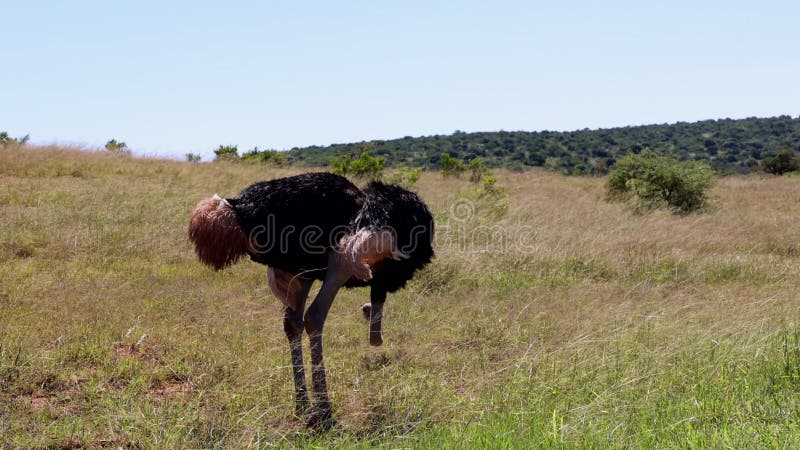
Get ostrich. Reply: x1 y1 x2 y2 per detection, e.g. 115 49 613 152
188 172 434 427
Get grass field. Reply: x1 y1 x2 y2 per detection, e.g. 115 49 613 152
2 145 800 448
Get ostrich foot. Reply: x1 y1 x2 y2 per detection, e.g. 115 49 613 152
293 395 311 418
370 330 383 346
306 404 335 430
361 302 384 346
361 303 372 321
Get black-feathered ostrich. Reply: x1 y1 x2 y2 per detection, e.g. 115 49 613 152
188 172 434 427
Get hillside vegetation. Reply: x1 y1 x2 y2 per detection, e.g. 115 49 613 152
285 115 800 174
2 145 800 448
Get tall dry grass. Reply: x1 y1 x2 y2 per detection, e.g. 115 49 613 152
1 144 799 448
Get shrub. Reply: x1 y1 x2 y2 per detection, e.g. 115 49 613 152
0 132 29 147
590 158 609 176
480 175 502 196
185 153 202 163
241 147 287 166
468 157 489 183
606 150 715 214
330 152 385 180
454 174 509 221
350 152 385 179
213 145 239 161
388 166 421 189
105 139 129 154
479 175 508 214
508 161 526 172
330 153 352 176
441 153 465 178
761 149 800 175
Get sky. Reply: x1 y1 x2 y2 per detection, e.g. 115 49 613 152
2 0 799 160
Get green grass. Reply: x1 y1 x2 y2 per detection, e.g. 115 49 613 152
2 145 800 448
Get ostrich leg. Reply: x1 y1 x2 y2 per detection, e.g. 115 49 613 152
285 307 310 415
303 252 352 428
361 287 386 346
269 269 314 417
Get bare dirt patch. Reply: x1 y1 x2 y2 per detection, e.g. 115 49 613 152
14 394 58 411
113 343 140 358
150 381 191 401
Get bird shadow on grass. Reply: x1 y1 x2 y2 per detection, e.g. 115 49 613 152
298 402 423 445
360 403 422 437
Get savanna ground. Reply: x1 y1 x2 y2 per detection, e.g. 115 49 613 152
2 145 800 449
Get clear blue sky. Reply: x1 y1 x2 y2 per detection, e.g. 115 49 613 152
2 1 798 160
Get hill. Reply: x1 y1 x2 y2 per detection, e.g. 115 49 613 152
2 145 800 447
285 115 800 174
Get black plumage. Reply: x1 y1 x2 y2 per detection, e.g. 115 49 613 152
228 172 366 276
224 172 434 290
349 181 435 293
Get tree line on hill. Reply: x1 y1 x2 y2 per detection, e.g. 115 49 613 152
281 115 800 175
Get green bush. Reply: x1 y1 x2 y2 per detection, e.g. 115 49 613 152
441 153 466 178
105 139 129 154
606 150 715 214
330 152 385 180
241 147 287 166
388 166 421 189
185 153 202 163
213 145 239 161
454 174 509 220
589 158 609 176
761 149 800 175
330 153 352 176
0 132 29 147
480 175 501 196
468 157 489 183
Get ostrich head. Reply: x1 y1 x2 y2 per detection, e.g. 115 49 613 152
338 227 408 281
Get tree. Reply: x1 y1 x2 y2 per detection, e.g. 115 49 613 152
441 153 465 178
0 132 28 146
214 145 239 161
277 116 800 175
590 157 609 176
330 153 353 176
330 152 385 179
388 166 421 189
468 157 489 183
241 147 287 166
186 153 202 163
105 139 129 154
761 149 800 175
606 150 715 214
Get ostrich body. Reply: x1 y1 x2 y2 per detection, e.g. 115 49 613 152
188 172 434 426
